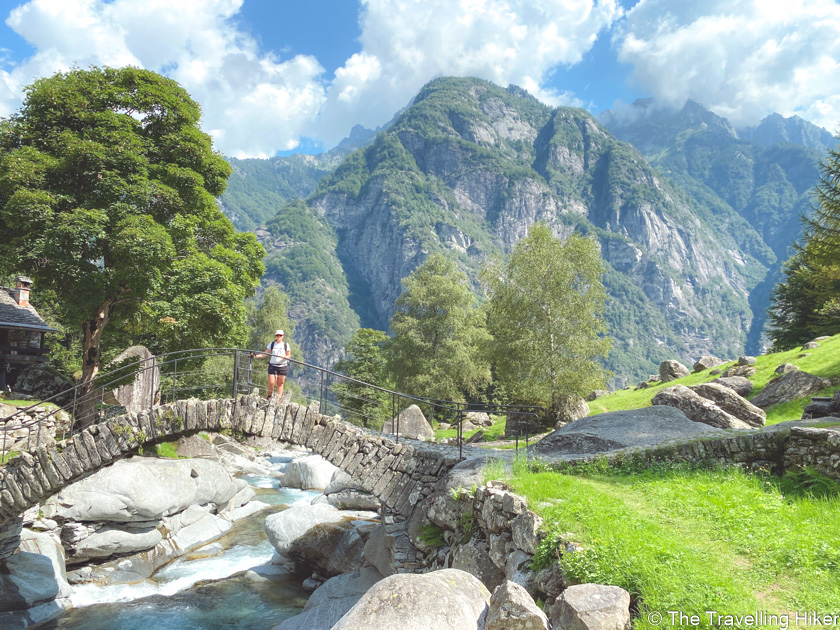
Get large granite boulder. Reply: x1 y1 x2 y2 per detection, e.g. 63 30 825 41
652 385 753 430
690 383 766 427
709 376 754 397
323 470 380 511
42 457 240 522
750 371 832 409
659 360 690 383
282 454 340 490
102 345 160 414
18 530 71 600
0 552 60 611
286 517 378 578
485 580 549 630
331 568 491 629
549 583 631 630
265 504 349 557
693 356 725 372
273 566 384 630
528 406 725 459
382 404 435 441
553 395 590 426
465 411 493 427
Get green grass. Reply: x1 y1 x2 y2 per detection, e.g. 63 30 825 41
0 451 20 464
435 415 508 441
589 334 840 425
154 441 182 459
507 462 840 629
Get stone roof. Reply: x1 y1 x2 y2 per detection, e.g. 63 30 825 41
0 288 56 332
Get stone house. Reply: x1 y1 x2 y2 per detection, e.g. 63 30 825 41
0 276 56 391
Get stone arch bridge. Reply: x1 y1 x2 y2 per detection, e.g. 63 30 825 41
0 393 477 570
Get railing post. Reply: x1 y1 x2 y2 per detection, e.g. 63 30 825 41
70 385 78 439
458 404 464 461
232 350 240 399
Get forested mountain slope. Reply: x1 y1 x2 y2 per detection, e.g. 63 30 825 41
222 78 829 386
600 99 829 352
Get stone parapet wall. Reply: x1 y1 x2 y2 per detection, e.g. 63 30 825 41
785 427 840 480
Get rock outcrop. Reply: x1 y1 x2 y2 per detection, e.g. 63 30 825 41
381 405 435 441
750 371 832 409
652 385 753 430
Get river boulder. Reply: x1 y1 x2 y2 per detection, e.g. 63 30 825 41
331 568 491 629
42 457 241 523
273 566 384 630
282 454 340 490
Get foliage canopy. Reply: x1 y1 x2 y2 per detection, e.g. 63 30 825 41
482 223 611 415
0 66 264 385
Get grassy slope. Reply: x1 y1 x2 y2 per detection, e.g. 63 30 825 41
508 463 840 629
589 334 840 425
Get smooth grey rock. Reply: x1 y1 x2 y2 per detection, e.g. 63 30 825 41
774 363 799 375
287 518 376 578
693 355 725 372
452 537 506 592
586 390 608 401
722 364 757 378
738 356 758 366
549 583 631 630
709 376 754 396
273 566 384 630
326 489 380 511
382 404 435 441
18 530 71 599
282 454 340 490
66 524 162 564
485 580 549 630
659 360 690 383
43 457 239 522
331 569 490 630
324 470 356 495
751 371 832 409
652 385 753 430
0 598 70 630
690 383 766 427
802 341 820 350
0 552 59 612
528 406 724 459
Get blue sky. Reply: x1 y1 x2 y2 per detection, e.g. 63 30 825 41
1 0 839 158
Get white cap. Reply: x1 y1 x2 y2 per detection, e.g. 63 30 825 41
274 330 284 336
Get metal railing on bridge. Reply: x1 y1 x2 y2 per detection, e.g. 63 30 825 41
1 348 545 462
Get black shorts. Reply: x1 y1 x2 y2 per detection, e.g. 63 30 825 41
268 364 289 376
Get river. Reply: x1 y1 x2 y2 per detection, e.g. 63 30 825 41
44 456 319 630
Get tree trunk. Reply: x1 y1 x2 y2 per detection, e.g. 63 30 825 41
76 300 113 427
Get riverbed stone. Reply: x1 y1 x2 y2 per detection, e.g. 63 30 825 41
331 568 491 630
0 551 59 611
282 454 340 490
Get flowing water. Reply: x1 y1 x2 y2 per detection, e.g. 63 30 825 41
44 456 321 630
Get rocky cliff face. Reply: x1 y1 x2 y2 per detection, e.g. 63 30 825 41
305 77 767 383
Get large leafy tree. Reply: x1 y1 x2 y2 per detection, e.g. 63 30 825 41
0 67 265 389
482 223 611 417
768 134 840 348
333 328 391 428
387 254 491 402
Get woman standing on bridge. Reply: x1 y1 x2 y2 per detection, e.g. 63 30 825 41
251 330 291 401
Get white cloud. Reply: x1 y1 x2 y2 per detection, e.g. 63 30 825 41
313 0 622 144
1 0 326 158
0 0 622 155
615 0 840 132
